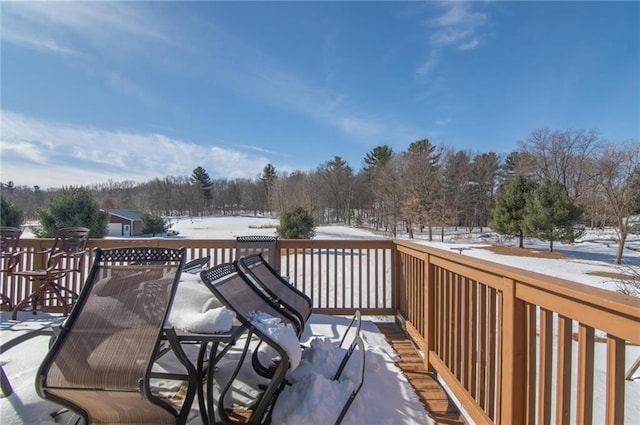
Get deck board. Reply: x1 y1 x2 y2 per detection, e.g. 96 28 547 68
376 322 467 425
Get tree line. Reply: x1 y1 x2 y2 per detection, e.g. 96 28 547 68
1 128 639 264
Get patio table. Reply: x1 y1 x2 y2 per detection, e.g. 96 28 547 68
154 324 246 425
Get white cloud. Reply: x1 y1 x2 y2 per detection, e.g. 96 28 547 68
429 3 487 30
418 3 490 77
0 111 270 189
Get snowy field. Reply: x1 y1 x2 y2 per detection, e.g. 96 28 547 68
5 215 640 424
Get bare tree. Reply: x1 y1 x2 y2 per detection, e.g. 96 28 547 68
518 128 601 200
318 156 355 224
592 142 640 264
399 139 441 239
374 156 405 237
469 152 501 231
441 148 471 228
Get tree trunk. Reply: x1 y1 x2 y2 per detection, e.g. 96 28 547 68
614 230 628 265
549 238 554 252
518 232 524 248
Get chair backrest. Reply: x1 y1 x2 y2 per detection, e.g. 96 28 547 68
200 262 298 333
36 246 188 424
238 253 312 331
200 262 292 425
46 227 90 270
0 227 22 273
0 227 22 254
236 235 278 267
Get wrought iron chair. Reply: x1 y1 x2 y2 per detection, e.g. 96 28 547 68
11 227 89 319
0 226 23 309
36 246 197 425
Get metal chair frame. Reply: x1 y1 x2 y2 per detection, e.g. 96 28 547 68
11 227 89 319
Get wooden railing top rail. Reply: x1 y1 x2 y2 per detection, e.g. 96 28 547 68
394 239 640 332
278 239 395 249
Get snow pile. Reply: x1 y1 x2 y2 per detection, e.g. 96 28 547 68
249 311 302 371
272 337 357 424
167 273 235 334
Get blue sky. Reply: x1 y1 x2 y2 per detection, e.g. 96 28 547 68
1 1 638 189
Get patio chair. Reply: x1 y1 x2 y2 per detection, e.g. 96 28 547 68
333 333 365 425
182 255 210 274
236 236 278 268
200 262 296 425
36 246 198 425
11 227 89 319
0 226 22 309
237 253 312 332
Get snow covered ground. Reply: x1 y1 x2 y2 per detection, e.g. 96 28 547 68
5 215 640 424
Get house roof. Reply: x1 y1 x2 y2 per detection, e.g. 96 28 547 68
106 209 143 221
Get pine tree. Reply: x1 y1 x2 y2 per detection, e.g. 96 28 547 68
523 178 583 252
277 206 316 239
191 166 213 214
35 187 108 238
261 163 277 213
491 175 538 248
141 212 166 236
363 145 393 176
0 197 25 228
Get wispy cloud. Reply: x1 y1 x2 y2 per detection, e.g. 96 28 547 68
1 2 185 110
1 2 176 55
1 29 79 56
0 111 271 189
238 145 289 157
417 3 490 77
194 21 419 145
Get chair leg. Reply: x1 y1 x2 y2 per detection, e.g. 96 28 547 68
12 280 79 320
0 293 12 310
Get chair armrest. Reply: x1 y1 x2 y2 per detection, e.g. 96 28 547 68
45 249 87 272
1 251 24 273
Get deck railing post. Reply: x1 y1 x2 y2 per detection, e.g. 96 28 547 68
392 243 400 317
499 278 526 425
275 239 281 272
424 253 435 372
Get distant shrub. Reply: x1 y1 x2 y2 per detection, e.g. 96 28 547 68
277 206 315 239
0 197 25 228
141 212 166 236
36 187 108 238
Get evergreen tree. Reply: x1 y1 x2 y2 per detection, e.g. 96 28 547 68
260 163 277 213
141 212 166 236
191 166 213 214
277 206 316 239
0 196 25 228
363 145 393 175
491 175 538 248
523 178 583 252
36 187 108 238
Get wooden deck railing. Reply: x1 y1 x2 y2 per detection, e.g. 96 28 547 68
395 239 640 425
2 237 639 424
